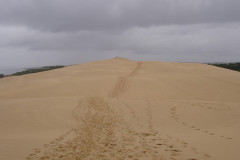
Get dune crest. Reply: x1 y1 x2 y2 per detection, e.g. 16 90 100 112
112 56 132 61
0 59 240 160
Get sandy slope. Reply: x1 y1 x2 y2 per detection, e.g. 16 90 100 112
0 57 240 160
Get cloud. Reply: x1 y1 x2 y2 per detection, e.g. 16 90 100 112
0 0 240 66
0 0 240 32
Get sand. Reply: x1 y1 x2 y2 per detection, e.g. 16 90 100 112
0 57 240 160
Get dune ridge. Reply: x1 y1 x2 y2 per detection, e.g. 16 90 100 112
0 58 240 160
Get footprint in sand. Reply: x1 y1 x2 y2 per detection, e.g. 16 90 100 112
170 106 232 140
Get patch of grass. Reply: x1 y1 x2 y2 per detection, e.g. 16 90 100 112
11 65 65 76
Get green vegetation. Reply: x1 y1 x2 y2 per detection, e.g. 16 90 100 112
11 65 65 76
0 74 4 78
209 63 240 72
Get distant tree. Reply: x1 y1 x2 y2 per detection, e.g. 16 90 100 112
210 63 240 72
0 74 4 78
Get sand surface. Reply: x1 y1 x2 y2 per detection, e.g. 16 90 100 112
1 57 240 160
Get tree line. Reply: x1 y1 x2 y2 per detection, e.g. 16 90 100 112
0 65 65 78
209 63 240 72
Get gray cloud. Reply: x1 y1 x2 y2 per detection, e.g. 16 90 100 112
1 0 240 32
0 0 240 67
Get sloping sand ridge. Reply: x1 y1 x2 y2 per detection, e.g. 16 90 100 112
1 57 240 160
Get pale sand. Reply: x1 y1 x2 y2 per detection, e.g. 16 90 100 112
0 57 240 160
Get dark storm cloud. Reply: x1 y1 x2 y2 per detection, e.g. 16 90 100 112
0 0 240 32
0 0 240 67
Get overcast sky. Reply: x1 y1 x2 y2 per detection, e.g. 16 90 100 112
0 0 240 66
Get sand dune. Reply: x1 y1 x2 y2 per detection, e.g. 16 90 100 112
0 57 240 160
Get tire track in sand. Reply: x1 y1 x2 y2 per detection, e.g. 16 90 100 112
110 61 142 98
